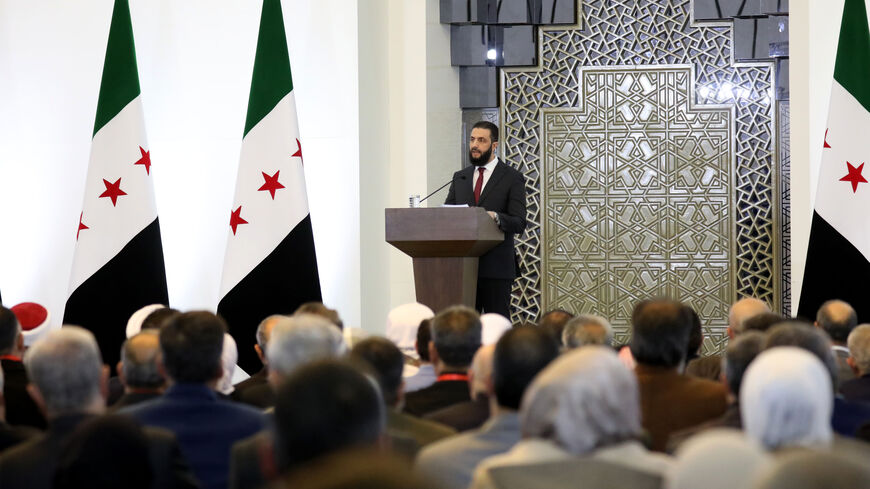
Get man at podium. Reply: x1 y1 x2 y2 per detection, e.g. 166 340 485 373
445 121 527 317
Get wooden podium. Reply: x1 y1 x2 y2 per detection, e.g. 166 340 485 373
385 207 504 313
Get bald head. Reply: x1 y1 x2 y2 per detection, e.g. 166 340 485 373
120 331 164 390
255 315 285 366
728 298 770 336
816 299 857 343
470 345 495 399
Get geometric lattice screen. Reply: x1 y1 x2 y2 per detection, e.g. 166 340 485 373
502 1 780 354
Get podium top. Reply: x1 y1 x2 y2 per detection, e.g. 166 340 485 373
385 207 504 258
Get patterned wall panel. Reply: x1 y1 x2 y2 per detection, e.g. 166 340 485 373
501 0 778 353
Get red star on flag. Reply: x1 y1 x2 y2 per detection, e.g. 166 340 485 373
77 212 89 240
134 146 151 174
230 206 249 235
99 177 128 206
258 170 286 199
840 161 868 193
824 129 831 149
292 138 303 164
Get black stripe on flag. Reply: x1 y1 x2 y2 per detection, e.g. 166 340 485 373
218 214 322 373
63 218 169 368
798 211 870 322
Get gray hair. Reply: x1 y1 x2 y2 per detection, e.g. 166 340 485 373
256 314 286 351
562 314 613 348
120 330 163 389
267 314 346 376
520 346 640 454
24 327 103 415
722 331 766 396
847 324 870 375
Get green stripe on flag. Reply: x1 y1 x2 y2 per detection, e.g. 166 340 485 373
834 0 870 114
93 0 141 137
244 0 295 137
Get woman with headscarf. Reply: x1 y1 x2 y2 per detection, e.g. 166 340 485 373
468 346 672 489
740 347 833 451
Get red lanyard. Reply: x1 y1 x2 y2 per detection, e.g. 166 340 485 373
0 355 21 362
438 373 470 382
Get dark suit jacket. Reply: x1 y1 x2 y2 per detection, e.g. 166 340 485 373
233 368 268 395
1 358 46 429
232 382 274 409
685 354 723 382
665 402 742 453
840 375 870 402
122 383 267 489
108 390 163 413
424 394 490 432
0 414 199 489
0 421 38 454
228 430 275 489
445 160 527 279
403 378 472 417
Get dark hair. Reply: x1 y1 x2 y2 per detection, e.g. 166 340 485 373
141 307 180 331
765 321 838 390
629 299 692 368
415 319 432 362
743 312 785 333
537 309 574 344
685 305 703 360
55 415 153 489
350 337 404 407
431 306 482 368
817 300 858 343
295 302 344 331
277 449 440 489
0 305 19 354
723 331 765 396
472 121 499 142
159 311 226 383
274 360 384 470
493 326 559 409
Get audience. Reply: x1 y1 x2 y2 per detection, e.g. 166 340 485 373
217 333 238 397
842 324 870 401
416 326 557 489
0 305 45 429
110 330 165 412
122 311 266 489
686 297 768 381
666 429 772 489
0 327 197 489
480 313 511 346
385 302 434 361
815 299 858 387
404 306 482 417
630 299 727 451
232 314 283 407
294 302 343 330
561 314 613 348
0 368 38 453
684 305 703 364
404 319 436 393
537 308 574 344
742 312 786 333
751 450 870 489
425 344 493 432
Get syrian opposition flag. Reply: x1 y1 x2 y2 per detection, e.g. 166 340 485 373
64 0 168 368
218 0 322 373
798 0 870 321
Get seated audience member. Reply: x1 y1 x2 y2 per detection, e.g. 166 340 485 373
10 302 51 347
404 319 436 393
752 450 870 489
561 314 613 349
350 337 455 457
842 324 870 401
217 333 238 398
0 305 45 429
416 326 558 489
385 302 434 361
110 330 165 412
294 302 343 330
815 299 858 388
630 299 727 451
741 347 833 451
742 312 785 333
140 307 181 331
684 305 703 364
279 449 439 489
481 313 511 346
666 331 766 452
425 345 494 432
470 346 672 489
0 327 197 489
232 315 283 407
686 297 769 381
537 308 574 344
764 321 870 437
666 429 772 489
0 368 38 453
123 311 266 489
404 306 482 417
125 304 166 338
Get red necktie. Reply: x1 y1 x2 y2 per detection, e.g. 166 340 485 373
474 167 485 204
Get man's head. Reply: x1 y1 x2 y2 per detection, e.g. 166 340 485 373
159 311 226 385
385 303 434 359
141 307 180 331
847 324 870 376
118 330 164 391
743 312 785 333
764 321 838 391
816 299 858 344
493 325 559 410
294 302 344 331
429 305 482 371
685 305 703 359
273 359 384 470
469 345 495 400
0 305 23 356
629 299 692 368
722 331 766 397
254 315 285 367
561 314 613 349
266 313 346 386
728 297 770 337
415 319 432 363
350 337 405 408
24 327 107 418
469 121 499 166
537 309 574 345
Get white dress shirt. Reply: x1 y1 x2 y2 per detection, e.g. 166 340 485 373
472 158 499 195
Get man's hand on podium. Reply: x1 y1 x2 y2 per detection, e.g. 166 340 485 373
487 211 501 227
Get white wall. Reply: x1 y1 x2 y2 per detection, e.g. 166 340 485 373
0 1 361 328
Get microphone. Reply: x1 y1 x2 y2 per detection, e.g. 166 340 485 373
419 175 464 204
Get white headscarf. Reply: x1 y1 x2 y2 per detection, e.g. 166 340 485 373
666 429 772 489
481 313 512 346
125 304 165 338
217 333 238 395
520 346 640 454
384 303 434 359
740 347 833 450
